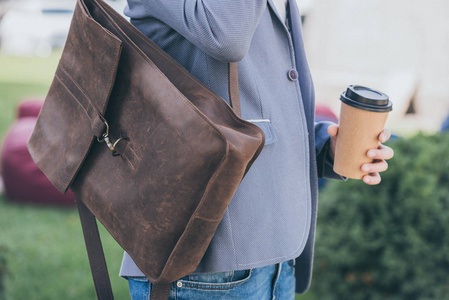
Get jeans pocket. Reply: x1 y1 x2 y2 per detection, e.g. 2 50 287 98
178 269 253 290
127 277 150 300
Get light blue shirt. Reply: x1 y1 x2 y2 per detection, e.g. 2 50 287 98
119 0 342 293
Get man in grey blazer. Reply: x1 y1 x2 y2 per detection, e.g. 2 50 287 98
120 0 394 298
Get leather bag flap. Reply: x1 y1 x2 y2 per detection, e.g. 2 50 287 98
27 0 122 194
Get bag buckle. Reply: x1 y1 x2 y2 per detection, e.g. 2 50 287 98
97 116 129 156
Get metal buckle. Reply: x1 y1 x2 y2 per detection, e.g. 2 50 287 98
97 116 129 156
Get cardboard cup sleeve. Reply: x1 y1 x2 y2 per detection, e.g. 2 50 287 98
333 103 389 179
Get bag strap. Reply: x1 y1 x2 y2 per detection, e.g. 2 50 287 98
77 62 240 300
228 62 241 117
77 199 114 300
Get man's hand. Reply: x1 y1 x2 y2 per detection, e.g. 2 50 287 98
327 125 394 185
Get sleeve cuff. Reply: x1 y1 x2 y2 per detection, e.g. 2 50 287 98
316 132 346 180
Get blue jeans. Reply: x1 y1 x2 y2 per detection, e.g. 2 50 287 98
127 260 296 300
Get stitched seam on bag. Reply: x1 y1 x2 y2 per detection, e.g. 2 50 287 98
55 72 94 124
193 215 222 222
59 65 103 115
92 3 227 144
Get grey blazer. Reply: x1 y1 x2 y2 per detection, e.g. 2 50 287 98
119 0 342 293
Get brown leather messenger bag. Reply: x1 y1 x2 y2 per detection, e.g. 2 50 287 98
27 0 265 299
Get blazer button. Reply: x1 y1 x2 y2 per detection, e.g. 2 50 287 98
287 69 299 81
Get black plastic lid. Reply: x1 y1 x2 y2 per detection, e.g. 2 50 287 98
340 85 392 112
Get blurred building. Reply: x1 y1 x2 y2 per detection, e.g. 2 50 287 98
302 0 449 133
0 0 127 57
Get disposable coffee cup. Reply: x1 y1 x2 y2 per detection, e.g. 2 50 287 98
333 85 393 179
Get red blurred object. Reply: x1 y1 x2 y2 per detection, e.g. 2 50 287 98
1 100 76 206
17 98 45 118
315 104 338 123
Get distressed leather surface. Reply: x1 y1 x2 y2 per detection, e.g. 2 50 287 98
28 0 264 290
27 2 122 193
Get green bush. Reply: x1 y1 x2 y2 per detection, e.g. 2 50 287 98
311 132 449 300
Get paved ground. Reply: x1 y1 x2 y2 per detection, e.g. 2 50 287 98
301 0 449 135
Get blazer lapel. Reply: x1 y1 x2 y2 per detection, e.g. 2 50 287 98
267 0 288 27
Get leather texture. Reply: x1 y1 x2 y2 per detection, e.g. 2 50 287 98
27 0 265 299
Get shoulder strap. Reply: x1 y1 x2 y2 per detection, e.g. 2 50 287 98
228 62 241 117
77 63 240 300
77 199 114 300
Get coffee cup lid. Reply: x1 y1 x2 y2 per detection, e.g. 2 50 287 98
340 85 392 112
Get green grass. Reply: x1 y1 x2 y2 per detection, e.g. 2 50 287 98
0 52 316 300
0 52 60 84
0 195 130 300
